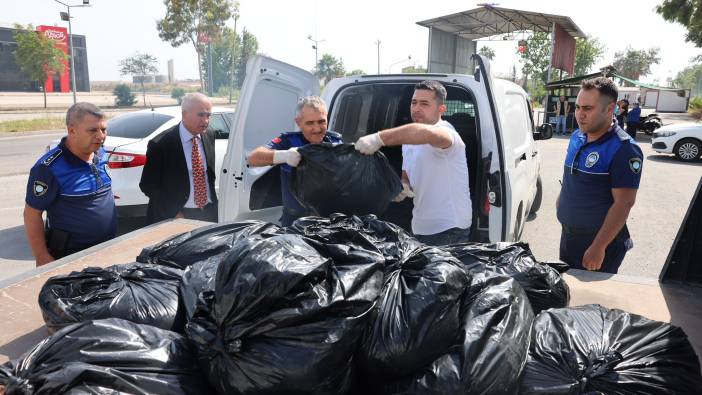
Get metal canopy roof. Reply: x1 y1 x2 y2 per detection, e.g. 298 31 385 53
416 5 585 40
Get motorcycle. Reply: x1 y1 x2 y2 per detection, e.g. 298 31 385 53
639 113 662 136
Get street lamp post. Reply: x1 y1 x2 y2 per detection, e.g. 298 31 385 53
375 40 381 74
55 0 90 104
389 55 412 74
307 35 325 71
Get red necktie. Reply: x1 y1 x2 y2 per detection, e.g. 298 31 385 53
191 136 207 208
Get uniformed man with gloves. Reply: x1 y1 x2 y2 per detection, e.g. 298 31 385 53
247 96 341 226
355 80 472 245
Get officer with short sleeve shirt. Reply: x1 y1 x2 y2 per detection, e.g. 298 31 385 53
23 103 116 266
247 96 341 226
557 78 643 273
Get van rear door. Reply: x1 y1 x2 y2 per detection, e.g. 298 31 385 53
470 54 510 241
219 56 319 222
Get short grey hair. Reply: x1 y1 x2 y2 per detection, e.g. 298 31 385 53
66 102 105 127
181 92 211 112
296 96 327 118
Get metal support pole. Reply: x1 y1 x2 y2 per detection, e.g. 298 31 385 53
207 41 213 96
67 7 77 103
375 40 381 74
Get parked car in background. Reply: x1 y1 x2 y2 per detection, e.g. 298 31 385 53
651 123 702 162
48 106 234 217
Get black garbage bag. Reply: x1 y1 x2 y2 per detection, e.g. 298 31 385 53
186 233 385 395
0 318 212 395
520 304 702 394
375 273 534 395
294 143 402 217
38 262 185 333
444 242 569 314
180 258 219 321
137 220 282 269
357 246 470 381
290 214 421 265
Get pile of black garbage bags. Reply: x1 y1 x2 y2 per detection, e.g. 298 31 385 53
2 214 701 394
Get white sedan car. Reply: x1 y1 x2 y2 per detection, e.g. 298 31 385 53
651 123 702 162
50 106 234 217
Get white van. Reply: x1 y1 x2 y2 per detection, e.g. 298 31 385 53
219 55 551 242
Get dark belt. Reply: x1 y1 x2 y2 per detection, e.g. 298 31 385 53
562 224 599 235
181 203 214 214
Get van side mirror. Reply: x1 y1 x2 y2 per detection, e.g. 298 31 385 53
534 123 553 140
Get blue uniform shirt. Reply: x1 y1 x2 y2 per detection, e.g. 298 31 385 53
25 138 117 249
628 106 641 123
557 123 643 229
266 131 342 216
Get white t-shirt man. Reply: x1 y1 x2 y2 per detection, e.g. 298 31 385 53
401 119 471 235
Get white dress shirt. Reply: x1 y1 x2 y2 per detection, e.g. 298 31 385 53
179 123 212 208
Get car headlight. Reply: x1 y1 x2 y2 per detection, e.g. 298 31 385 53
653 131 676 138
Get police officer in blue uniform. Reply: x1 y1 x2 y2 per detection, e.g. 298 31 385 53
23 103 116 266
557 77 643 274
247 96 342 226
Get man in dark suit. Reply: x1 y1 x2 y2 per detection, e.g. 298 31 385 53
140 93 218 224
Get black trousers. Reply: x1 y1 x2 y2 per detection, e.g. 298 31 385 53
415 227 471 246
181 203 218 222
627 122 639 140
559 225 630 274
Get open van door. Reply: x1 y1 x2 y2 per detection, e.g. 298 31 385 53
219 56 319 222
471 54 510 241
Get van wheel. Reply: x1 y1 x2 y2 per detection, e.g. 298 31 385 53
529 176 543 215
674 138 701 162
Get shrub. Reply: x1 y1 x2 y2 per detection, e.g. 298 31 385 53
114 83 136 107
689 96 702 120
171 87 186 104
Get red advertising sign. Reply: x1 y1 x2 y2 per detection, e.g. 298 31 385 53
37 25 70 93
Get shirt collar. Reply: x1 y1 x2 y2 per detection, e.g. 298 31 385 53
58 137 102 165
577 120 619 147
179 122 200 143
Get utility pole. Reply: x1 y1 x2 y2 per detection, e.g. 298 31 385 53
308 35 325 71
375 40 381 74
56 0 90 104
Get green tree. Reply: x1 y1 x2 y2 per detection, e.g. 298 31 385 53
119 53 159 107
346 69 366 76
574 35 606 76
171 87 186 104
113 83 136 107
612 46 661 82
201 27 240 95
13 24 67 108
478 46 496 60
401 65 428 73
657 0 702 47
315 53 345 85
157 0 237 90
673 60 702 96
234 28 259 89
518 32 552 85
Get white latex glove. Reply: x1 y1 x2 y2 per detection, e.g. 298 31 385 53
393 182 415 202
355 132 385 155
272 147 301 167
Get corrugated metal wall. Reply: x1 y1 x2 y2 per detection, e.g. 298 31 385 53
427 28 475 74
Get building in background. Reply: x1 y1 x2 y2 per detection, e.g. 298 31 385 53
0 23 90 92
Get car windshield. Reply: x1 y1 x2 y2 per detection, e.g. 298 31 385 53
107 112 174 139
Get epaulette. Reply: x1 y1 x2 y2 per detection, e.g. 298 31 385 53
42 148 63 166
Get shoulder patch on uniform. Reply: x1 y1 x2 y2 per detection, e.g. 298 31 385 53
628 157 642 174
42 149 63 166
33 181 48 197
271 137 282 144
585 152 600 168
